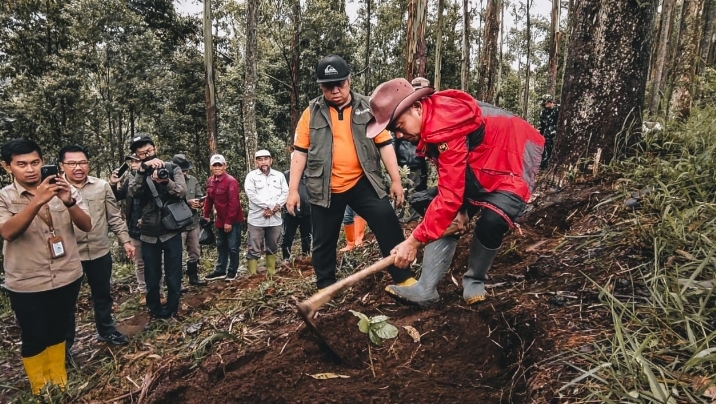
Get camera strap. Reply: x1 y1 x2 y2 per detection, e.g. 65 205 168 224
145 176 165 209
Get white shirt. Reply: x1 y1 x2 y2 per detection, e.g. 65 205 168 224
244 168 289 227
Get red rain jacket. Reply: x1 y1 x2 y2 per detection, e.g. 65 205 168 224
412 90 544 244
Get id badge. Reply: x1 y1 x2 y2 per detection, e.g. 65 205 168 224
48 235 66 258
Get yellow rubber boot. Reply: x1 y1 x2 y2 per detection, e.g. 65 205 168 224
339 223 356 252
22 350 48 395
266 254 277 276
247 259 258 276
354 216 366 246
45 342 68 390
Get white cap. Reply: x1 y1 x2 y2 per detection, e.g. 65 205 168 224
210 154 226 165
255 149 271 158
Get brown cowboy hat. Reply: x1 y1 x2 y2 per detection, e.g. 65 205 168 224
367 78 434 139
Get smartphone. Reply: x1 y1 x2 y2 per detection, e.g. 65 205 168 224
41 165 59 183
116 162 129 178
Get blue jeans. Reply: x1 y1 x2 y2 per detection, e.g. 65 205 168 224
216 222 242 276
142 235 183 317
342 206 355 225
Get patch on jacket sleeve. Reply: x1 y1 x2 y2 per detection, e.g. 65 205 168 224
438 143 449 153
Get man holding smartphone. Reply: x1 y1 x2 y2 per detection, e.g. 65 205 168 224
0 139 92 394
59 144 135 349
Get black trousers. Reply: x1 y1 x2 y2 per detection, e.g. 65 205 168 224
9 278 81 357
311 176 410 289
67 253 117 349
143 234 183 317
281 213 312 259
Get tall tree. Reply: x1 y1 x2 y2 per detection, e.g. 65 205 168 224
461 0 470 91
204 0 217 155
649 0 676 115
244 0 259 163
546 0 560 97
521 0 531 119
290 0 301 138
364 0 372 94
553 0 657 169
698 0 716 72
405 0 428 80
495 0 505 104
434 0 445 89
668 0 703 121
476 0 501 102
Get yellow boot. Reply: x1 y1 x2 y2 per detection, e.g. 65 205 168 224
247 259 258 276
266 254 277 276
45 342 68 390
339 223 356 252
22 350 48 394
354 216 366 247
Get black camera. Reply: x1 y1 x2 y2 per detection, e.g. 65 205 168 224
141 162 170 179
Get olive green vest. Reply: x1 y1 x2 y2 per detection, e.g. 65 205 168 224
304 91 387 207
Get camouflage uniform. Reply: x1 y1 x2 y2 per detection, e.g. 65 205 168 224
539 103 559 169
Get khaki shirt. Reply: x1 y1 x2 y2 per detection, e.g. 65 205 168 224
70 175 131 261
0 182 89 292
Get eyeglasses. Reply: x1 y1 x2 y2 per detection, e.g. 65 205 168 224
321 80 347 90
136 148 155 158
62 161 89 168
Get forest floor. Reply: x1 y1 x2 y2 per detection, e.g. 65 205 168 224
0 176 648 403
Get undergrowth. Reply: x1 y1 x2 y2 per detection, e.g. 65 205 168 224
561 105 716 402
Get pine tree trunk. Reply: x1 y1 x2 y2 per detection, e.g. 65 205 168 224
434 0 445 90
477 0 501 103
244 0 259 163
496 0 504 105
649 0 676 116
668 0 703 121
522 0 531 119
364 0 372 94
289 0 301 140
461 0 470 91
698 0 716 71
546 0 560 97
405 0 428 80
203 0 217 155
559 0 574 100
554 0 657 169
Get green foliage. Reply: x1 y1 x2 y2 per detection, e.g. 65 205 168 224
564 105 716 401
349 310 399 346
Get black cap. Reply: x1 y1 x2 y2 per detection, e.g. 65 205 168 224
316 55 350 83
124 154 140 161
172 154 194 170
129 135 154 152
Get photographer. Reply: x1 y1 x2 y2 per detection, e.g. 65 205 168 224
129 135 186 319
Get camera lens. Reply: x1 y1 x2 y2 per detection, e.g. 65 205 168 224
157 168 170 179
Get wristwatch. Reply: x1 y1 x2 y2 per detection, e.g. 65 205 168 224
63 198 77 208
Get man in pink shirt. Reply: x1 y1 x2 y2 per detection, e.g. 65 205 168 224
203 154 244 281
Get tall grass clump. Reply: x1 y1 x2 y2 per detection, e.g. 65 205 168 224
562 104 716 402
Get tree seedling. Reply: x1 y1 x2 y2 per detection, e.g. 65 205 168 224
349 310 399 346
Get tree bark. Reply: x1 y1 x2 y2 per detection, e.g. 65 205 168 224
364 0 372 94
522 0 531 119
289 0 301 141
244 0 259 163
203 0 217 156
496 0 504 104
698 0 716 71
560 0 574 100
461 0 470 91
434 0 445 90
668 0 703 121
477 0 501 103
553 0 657 170
546 0 560 97
405 0 428 81
649 0 676 116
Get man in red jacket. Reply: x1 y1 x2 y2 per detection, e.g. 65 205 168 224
367 78 544 307
203 154 245 281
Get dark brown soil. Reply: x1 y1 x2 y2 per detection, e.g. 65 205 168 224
142 181 624 404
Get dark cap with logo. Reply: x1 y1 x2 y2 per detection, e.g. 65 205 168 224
316 55 351 84
129 135 154 152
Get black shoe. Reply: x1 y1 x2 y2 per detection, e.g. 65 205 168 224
226 272 238 281
189 276 208 286
98 331 129 345
205 271 226 281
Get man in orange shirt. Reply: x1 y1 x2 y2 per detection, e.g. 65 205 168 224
286 54 413 290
